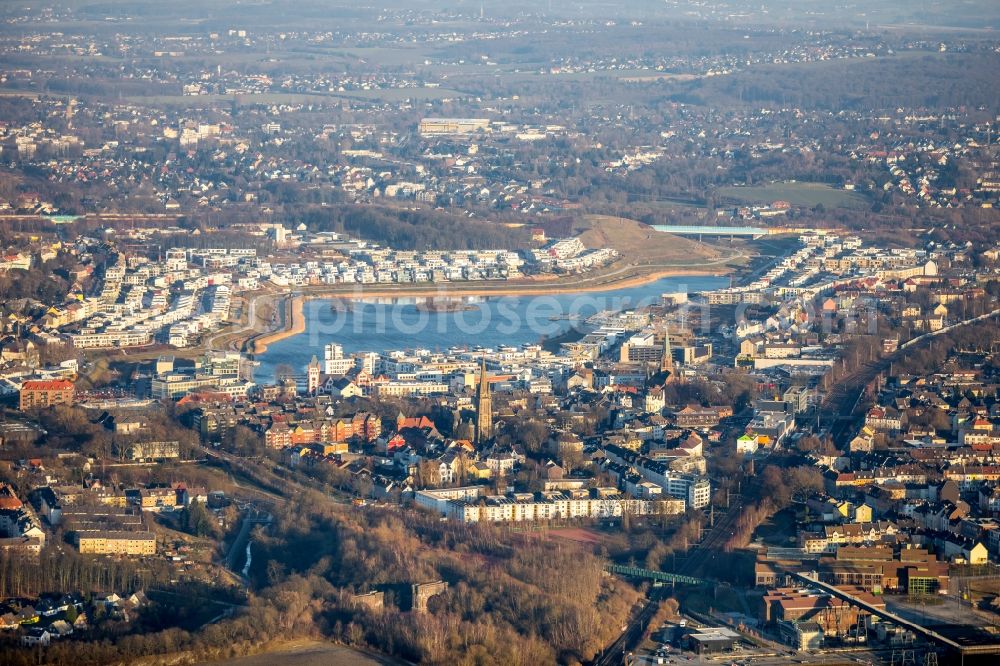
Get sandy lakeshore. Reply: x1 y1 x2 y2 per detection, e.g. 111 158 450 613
251 294 306 354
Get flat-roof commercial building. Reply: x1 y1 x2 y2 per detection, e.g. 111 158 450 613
685 627 741 654
419 118 491 135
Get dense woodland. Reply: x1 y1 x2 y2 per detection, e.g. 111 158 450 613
669 53 1000 111
0 551 162 601
1 488 644 666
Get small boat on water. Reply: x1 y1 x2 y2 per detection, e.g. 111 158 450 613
329 299 354 313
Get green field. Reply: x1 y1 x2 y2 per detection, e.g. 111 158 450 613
716 182 870 209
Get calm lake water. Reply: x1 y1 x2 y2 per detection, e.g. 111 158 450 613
254 275 727 383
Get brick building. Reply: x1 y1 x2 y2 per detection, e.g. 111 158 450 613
18 380 74 411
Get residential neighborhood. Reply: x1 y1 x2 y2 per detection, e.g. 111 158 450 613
3 1 1000 665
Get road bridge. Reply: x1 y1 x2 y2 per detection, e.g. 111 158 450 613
652 224 770 238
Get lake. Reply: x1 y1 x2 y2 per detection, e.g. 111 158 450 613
254 275 727 383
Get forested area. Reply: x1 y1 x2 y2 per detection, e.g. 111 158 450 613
0 551 164 600
668 53 1000 111
2 487 643 666
249 492 641 664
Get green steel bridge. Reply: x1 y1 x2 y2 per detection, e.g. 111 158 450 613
604 564 709 586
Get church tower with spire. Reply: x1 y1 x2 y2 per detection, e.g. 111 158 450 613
660 323 675 375
475 356 493 444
